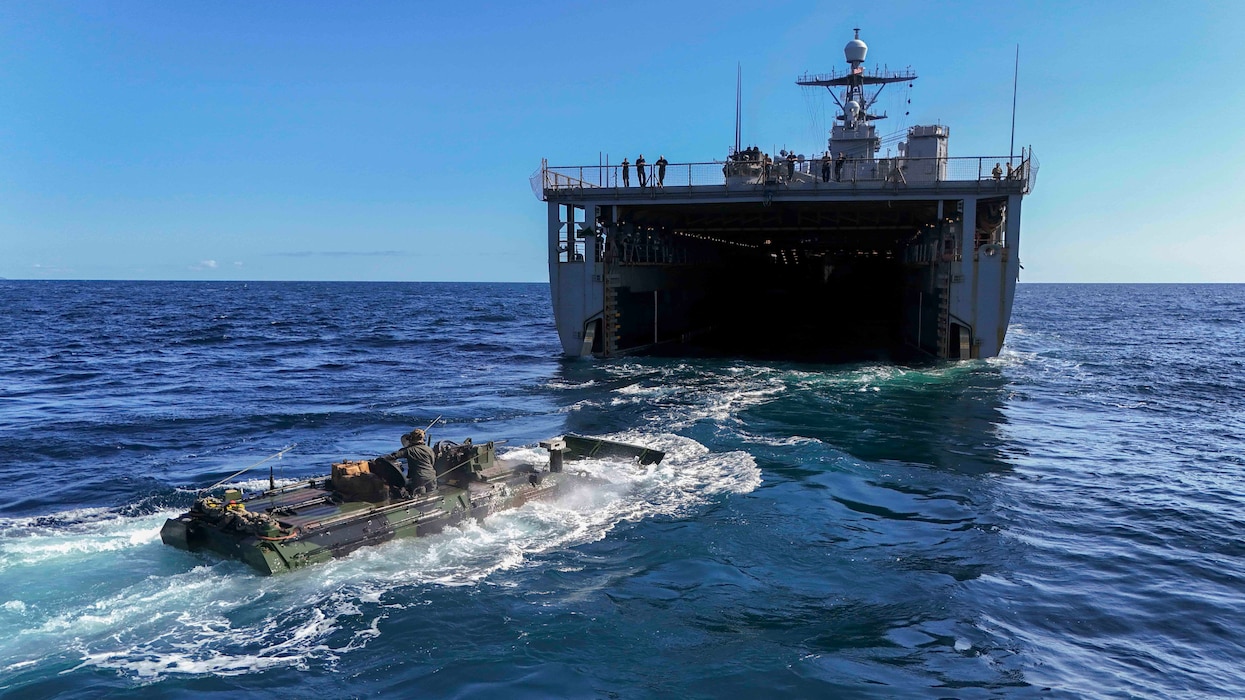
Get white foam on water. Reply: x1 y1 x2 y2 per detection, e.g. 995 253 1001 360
0 432 757 683
594 363 787 429
44 569 387 681
0 509 174 572
227 476 307 492
542 378 597 390
994 343 1087 384
737 431 822 448
683 381 786 427
615 382 662 396
599 359 995 432
0 506 118 533
171 475 306 497
779 362 1001 403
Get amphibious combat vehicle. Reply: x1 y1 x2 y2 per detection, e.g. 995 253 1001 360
161 434 664 575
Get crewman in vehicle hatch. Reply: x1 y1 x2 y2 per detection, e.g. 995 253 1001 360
392 429 437 494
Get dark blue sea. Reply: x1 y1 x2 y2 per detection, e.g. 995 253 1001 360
1 281 1242 699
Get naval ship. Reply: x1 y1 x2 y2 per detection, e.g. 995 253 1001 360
533 30 1037 361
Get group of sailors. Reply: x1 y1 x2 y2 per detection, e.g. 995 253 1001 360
991 161 1024 181
607 149 1027 189
619 154 669 188
726 147 849 184
724 147 784 182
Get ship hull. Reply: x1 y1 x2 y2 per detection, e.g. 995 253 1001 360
545 183 1027 361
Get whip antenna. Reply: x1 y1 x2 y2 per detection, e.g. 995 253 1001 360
1010 44 1019 163
203 444 297 494
423 415 443 442
735 63 742 154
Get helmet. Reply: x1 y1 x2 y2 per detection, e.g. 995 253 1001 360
402 429 426 447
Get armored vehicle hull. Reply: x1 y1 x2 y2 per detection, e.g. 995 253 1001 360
161 434 662 575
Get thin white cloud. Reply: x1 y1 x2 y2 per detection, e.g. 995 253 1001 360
31 262 74 274
267 251 409 258
190 260 219 271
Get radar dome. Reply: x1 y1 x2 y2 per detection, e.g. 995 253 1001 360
845 29 867 64
844 100 861 126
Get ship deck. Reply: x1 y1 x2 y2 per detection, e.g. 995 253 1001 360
535 155 1037 205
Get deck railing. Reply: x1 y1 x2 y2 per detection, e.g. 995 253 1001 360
533 153 1039 199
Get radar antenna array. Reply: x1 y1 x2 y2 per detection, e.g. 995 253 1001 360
795 29 918 126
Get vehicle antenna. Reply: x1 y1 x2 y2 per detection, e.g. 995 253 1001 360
423 415 443 442
203 444 297 494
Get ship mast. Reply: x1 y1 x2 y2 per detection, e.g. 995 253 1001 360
796 29 917 130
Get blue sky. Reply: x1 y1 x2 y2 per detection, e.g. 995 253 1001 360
2 1 1242 282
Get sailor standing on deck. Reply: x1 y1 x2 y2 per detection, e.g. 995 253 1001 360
655 155 668 188
392 429 437 494
636 154 647 188
621 158 630 187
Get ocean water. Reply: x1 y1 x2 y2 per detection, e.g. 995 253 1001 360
0 280 1242 699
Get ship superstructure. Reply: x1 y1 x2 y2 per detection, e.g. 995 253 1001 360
534 30 1037 361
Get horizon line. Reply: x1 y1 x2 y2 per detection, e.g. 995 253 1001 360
3 278 1245 285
